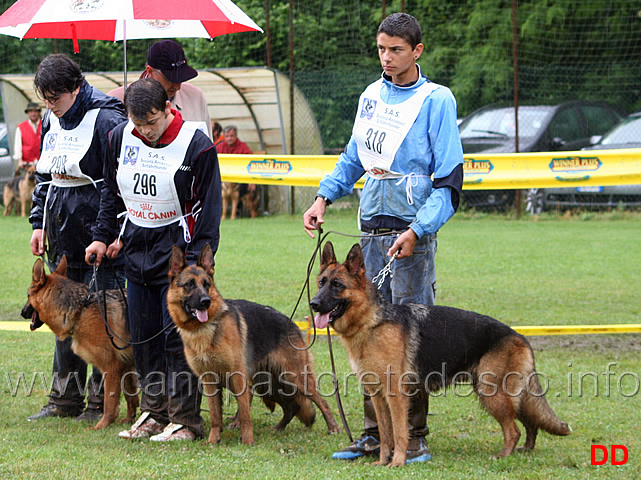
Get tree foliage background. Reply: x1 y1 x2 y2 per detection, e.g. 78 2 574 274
1 0 640 151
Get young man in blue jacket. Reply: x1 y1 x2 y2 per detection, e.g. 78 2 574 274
303 12 464 463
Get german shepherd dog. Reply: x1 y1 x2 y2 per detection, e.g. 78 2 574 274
221 182 259 220
22 256 138 429
167 244 339 445
221 182 240 220
3 165 36 217
310 242 571 467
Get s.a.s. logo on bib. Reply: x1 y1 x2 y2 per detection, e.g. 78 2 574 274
44 133 58 152
123 146 139 166
360 98 376 120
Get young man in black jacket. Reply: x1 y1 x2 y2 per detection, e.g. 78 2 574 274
29 54 127 423
86 78 222 441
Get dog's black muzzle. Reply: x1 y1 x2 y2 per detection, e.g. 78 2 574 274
309 296 322 314
21 301 43 331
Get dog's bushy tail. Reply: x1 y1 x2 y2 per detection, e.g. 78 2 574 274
522 365 572 436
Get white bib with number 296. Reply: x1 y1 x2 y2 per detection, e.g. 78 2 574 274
117 120 198 229
353 79 437 179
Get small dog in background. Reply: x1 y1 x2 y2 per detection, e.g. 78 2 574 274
3 165 36 217
221 182 259 219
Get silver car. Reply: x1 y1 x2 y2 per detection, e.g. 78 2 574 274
0 123 14 195
526 111 641 213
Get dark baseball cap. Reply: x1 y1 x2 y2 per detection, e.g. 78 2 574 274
147 40 198 84
25 102 41 113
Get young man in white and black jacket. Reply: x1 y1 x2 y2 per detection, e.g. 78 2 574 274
86 78 222 441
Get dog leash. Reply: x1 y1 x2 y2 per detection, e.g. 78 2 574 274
371 250 399 289
287 226 403 349
325 323 353 443
286 226 402 443
88 255 175 350
312 226 353 442
88 254 129 351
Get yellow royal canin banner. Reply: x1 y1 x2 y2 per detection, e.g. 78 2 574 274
218 149 641 190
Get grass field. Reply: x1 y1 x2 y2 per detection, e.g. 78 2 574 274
1 208 640 479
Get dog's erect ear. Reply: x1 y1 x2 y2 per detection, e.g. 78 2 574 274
54 255 68 277
32 258 46 287
344 243 366 279
198 244 215 275
168 245 186 280
320 241 337 272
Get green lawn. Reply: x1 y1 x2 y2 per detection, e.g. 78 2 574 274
1 209 640 479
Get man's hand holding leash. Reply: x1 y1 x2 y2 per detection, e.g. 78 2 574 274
303 196 327 238
388 228 417 259
304 196 418 259
85 241 107 266
85 239 123 266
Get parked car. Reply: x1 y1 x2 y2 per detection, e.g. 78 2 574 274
526 111 641 213
0 123 15 197
458 101 622 209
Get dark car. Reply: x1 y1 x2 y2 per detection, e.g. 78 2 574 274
526 111 641 213
458 101 622 209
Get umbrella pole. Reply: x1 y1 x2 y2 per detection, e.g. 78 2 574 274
123 20 127 87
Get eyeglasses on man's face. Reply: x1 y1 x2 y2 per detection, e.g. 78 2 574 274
39 91 67 105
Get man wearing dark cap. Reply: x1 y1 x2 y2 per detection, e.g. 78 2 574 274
13 101 42 170
108 40 212 140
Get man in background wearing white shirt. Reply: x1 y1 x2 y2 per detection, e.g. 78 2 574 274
108 40 212 140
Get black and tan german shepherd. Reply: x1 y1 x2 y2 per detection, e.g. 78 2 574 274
22 256 138 429
167 244 339 445
3 165 36 217
310 242 571 467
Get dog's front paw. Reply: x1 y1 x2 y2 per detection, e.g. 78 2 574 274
91 418 112 430
208 429 221 444
387 450 407 467
371 451 391 466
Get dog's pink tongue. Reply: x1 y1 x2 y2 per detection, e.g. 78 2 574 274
196 310 208 323
314 312 330 329
30 311 43 331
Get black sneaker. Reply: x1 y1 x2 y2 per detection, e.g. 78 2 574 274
74 406 104 423
332 434 380 460
406 437 432 464
27 404 83 421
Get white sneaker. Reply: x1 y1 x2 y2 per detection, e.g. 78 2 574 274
149 423 196 442
118 411 165 439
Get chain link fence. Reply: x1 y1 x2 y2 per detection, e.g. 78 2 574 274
1 0 640 213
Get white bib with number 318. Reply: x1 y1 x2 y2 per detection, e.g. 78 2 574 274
353 79 437 179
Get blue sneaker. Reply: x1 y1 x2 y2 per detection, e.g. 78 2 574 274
332 434 380 460
406 437 432 464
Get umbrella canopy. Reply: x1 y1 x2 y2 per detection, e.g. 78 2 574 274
0 0 263 47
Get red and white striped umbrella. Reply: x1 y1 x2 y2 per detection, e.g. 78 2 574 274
0 0 263 51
